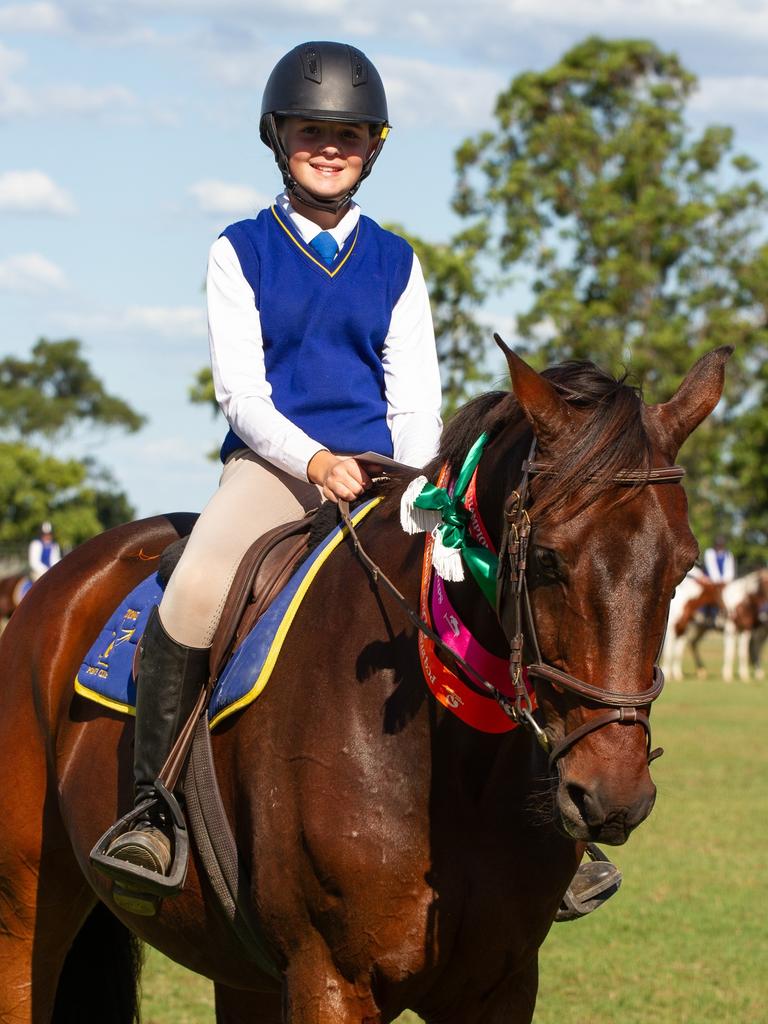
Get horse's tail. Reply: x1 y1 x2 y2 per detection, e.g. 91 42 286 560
53 901 142 1023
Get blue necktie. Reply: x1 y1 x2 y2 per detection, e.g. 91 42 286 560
309 231 338 266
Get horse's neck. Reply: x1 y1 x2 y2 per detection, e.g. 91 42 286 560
431 711 540 813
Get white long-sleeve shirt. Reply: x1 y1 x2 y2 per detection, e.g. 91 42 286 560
28 538 61 581
703 547 736 583
207 194 443 482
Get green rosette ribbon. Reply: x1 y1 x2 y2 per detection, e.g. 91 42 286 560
414 432 498 608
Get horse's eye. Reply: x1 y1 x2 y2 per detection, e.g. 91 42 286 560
532 546 565 580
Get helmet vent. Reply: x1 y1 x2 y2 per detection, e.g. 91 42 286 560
349 47 368 86
301 47 322 83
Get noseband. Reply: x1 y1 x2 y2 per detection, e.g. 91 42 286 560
496 443 685 768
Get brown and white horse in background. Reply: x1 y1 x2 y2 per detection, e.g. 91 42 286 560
662 568 768 682
721 569 768 681
661 571 725 680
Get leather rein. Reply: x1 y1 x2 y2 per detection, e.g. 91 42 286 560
340 443 686 770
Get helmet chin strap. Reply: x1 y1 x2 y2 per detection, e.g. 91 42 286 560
263 113 386 215
284 175 358 214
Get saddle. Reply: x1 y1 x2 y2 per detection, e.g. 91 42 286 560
209 511 319 681
154 510 320 789
135 511 319 690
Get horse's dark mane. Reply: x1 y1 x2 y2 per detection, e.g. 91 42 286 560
428 360 653 523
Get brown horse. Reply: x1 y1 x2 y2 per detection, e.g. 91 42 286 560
0 571 26 632
0 344 730 1024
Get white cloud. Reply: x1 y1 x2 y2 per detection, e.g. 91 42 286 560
139 435 210 466
57 306 206 337
0 41 26 78
0 81 136 119
0 170 77 215
692 76 768 115
379 55 504 128
124 306 206 336
412 0 768 44
11 1 768 58
0 39 138 120
0 2 66 32
188 179 267 215
0 252 67 291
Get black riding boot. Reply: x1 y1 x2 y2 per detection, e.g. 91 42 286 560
101 607 209 907
555 843 622 921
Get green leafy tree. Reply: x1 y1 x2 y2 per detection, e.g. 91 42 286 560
0 339 144 545
188 367 224 460
385 223 490 413
453 36 768 553
0 442 101 546
725 242 768 565
0 338 144 441
189 365 218 416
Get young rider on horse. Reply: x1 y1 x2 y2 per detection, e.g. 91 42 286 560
95 40 619 921
28 521 61 581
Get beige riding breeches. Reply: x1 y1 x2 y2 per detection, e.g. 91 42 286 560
159 448 322 648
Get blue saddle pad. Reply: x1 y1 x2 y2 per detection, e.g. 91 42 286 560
74 499 380 728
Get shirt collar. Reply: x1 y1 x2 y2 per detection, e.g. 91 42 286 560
275 192 361 249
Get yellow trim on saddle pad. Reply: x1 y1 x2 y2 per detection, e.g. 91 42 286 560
73 680 137 717
208 497 381 729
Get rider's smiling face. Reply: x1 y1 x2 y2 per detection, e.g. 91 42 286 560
281 118 376 203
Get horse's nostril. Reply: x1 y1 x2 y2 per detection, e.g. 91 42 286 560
566 783 605 827
565 782 589 820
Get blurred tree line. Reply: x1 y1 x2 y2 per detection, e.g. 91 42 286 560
0 338 140 551
5 37 767 569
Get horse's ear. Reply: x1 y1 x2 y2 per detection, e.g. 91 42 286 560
494 333 571 446
645 346 733 458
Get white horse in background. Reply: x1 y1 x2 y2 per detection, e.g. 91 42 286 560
663 568 768 682
661 570 724 681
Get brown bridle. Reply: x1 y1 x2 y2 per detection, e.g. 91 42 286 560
496 443 685 768
340 443 685 769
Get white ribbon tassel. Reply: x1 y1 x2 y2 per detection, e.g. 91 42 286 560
430 526 465 582
400 476 441 535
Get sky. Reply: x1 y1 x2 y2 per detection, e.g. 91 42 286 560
2 0 768 519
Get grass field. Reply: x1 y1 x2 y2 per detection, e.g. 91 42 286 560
140 635 768 1023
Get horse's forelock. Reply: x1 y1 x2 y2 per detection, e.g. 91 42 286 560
430 362 653 523
532 374 653 524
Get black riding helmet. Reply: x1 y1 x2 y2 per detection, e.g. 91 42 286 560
260 41 390 213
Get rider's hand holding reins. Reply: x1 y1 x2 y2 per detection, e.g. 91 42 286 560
307 450 371 503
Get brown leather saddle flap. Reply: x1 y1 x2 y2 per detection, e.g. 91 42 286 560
208 511 318 685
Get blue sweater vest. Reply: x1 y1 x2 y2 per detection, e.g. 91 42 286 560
219 206 414 464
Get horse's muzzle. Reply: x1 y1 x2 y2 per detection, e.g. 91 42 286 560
555 774 657 845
